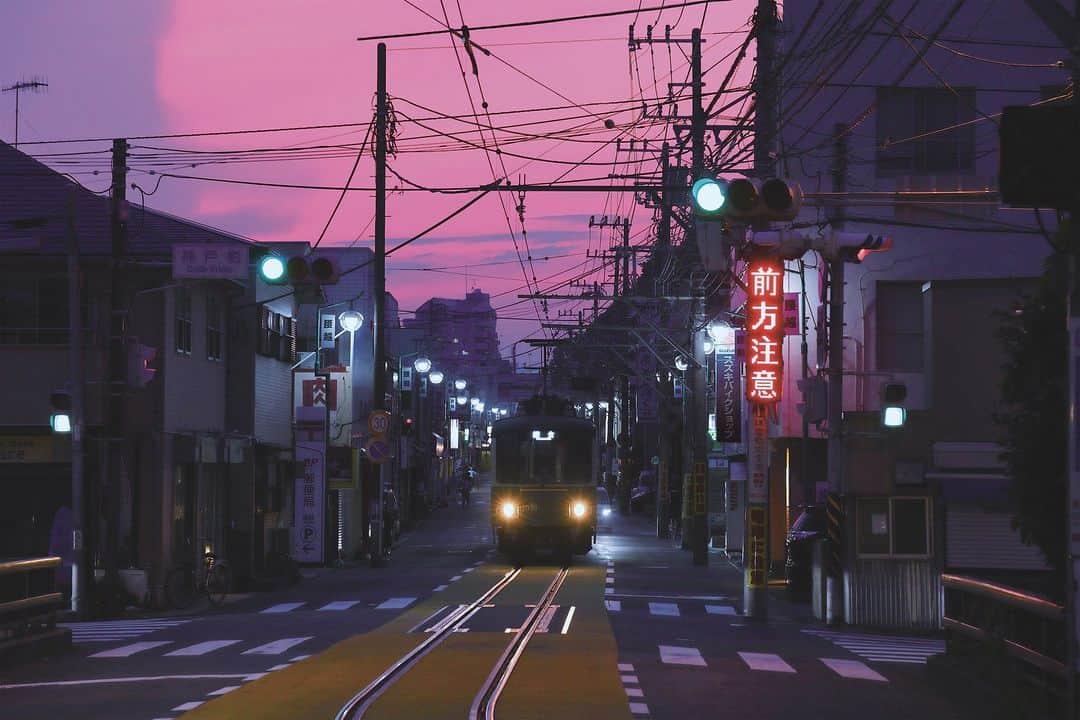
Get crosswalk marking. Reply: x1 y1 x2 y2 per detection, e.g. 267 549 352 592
90 641 172 658
318 600 361 611
165 640 241 657
261 602 305 614
620 674 639 684
659 645 706 667
617 663 634 672
821 658 888 681
705 604 737 615
626 687 644 698
738 652 796 673
376 597 416 610
629 702 650 715
648 602 680 617
605 600 622 612
433 584 448 592
243 637 312 656
802 629 944 664
172 701 204 712
60 618 194 643
208 685 241 696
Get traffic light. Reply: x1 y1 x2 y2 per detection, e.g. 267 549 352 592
690 175 803 222
690 176 730 216
881 382 907 428
49 390 71 433
258 253 340 285
128 343 157 388
796 376 827 424
401 415 414 435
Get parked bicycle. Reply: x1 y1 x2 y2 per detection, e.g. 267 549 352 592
165 552 233 609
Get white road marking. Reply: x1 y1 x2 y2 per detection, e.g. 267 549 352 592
648 602 680 617
208 685 241 696
90 641 172 658
620 674 639 684
536 605 560 633
608 593 726 601
165 640 241 657
560 606 576 634
450 575 463 581
261 602 304 614
173 701 204 711
606 577 615 585
433 585 448 592
821 658 888 681
705 605 737 615
463 567 475 573
428 605 467 633
629 702 650 715
60 618 194 643
626 687 644 698
605 587 614 595
242 637 312 656
605 600 622 612
318 601 361 611
409 606 449 634
0 674 255 690
802 629 944 664
659 645 706 667
267 663 292 671
738 652 796 673
617 663 634 672
290 654 311 662
376 597 416 610
472 561 484 567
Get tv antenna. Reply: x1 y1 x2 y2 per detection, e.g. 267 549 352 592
3 77 49 147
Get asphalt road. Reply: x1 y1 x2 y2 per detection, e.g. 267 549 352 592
2 480 964 720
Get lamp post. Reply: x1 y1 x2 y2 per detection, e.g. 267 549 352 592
336 311 363 563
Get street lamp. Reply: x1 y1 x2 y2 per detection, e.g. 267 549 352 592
707 322 735 349
456 395 468 405
674 355 690 372
429 370 444 385
414 356 432 374
338 310 363 333
454 378 467 391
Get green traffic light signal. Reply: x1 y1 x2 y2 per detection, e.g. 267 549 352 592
259 255 286 282
691 177 728 215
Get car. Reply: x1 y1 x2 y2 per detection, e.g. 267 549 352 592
785 505 827 593
595 486 614 532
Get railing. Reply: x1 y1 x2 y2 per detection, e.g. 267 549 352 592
0 557 64 645
942 572 1067 704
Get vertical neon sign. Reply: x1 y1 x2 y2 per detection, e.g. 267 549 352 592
746 257 784 404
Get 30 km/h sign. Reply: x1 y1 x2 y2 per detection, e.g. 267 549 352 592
368 410 392 436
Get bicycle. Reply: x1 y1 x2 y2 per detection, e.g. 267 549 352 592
165 552 233 609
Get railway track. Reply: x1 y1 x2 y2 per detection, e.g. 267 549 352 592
334 566 569 720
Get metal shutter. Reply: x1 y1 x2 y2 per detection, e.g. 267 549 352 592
945 509 1050 571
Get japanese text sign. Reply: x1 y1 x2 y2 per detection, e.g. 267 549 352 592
746 257 784 404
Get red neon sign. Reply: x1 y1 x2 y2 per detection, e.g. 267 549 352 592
746 257 784 403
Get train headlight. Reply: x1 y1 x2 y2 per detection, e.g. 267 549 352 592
571 501 588 519
500 501 517 519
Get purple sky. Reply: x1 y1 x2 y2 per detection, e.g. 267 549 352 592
2 1 754 356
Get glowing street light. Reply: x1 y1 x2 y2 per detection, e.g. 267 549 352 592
338 310 363 333
413 356 432 374
456 395 468 405
429 370 444 385
454 378 467 391
674 355 689 372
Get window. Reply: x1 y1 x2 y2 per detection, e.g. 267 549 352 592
876 282 923 371
206 293 222 361
258 309 296 362
876 87 976 177
856 496 930 558
175 286 192 355
0 274 75 345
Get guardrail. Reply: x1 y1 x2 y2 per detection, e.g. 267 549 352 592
0 556 65 648
942 572 1067 706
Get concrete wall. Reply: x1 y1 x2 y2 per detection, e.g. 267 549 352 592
163 284 227 435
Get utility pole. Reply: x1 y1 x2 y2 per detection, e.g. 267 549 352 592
104 138 128 603
2 78 47 147
657 142 673 538
372 43 388 566
66 192 86 618
743 0 779 618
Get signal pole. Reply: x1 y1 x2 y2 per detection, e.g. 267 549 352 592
66 192 86 618
372 43 388 566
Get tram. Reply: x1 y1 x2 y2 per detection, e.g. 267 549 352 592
490 396 597 563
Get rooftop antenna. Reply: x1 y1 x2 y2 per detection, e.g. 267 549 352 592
3 77 48 147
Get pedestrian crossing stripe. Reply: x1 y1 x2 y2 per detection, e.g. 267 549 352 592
89 637 314 658
801 628 944 664
61 618 194 643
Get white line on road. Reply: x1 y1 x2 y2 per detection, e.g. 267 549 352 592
290 654 311 662
376 597 417 610
433 584 448 592
738 652 796 673
821 658 888 681
409 606 449 634
318 601 361 611
617 663 634 672
242 637 312 656
0 674 254 690
705 605 737 616
172 701 205 711
626 687 644 698
90 641 172 658
261 602 305 614
659 645 706 667
165 640 241 657
609 593 727 601
267 663 292 671
648 602 680 617
208 685 242 696
629 702 650 715
560 606 577 634
605 600 622 612
450 575 463 581
463 567 475 573
620 674 639 684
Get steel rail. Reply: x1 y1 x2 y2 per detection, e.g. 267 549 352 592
469 567 571 720
334 568 523 720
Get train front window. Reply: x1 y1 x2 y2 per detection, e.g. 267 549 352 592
495 428 592 484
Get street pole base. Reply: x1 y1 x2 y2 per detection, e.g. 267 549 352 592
826 576 842 625
743 584 768 620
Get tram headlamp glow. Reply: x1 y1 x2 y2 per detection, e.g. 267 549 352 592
500 501 517 519
571 501 588 519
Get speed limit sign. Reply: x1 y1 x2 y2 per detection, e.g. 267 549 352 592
368 410 392 436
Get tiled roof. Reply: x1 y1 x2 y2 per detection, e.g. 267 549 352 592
0 141 260 257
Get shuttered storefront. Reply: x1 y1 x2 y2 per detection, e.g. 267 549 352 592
945 508 1049 571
